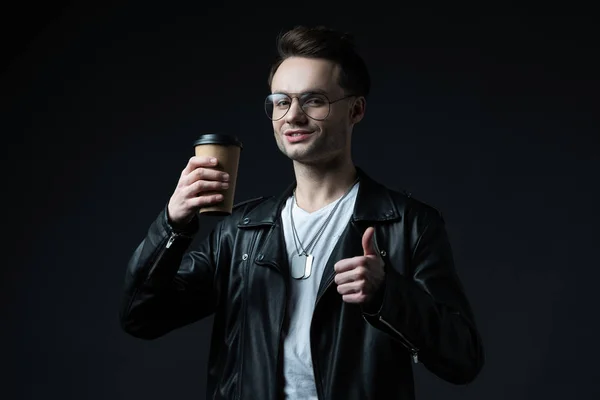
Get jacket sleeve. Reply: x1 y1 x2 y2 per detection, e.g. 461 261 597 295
119 207 225 340
363 207 484 384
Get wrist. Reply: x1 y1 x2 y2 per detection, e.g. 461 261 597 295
164 206 199 235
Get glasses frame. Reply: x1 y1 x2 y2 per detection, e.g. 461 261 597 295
264 92 357 121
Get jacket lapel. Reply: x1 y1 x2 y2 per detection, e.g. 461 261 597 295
238 183 294 275
315 219 364 301
315 168 402 301
237 167 402 286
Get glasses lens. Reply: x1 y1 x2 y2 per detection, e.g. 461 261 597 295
264 93 331 120
265 94 289 121
300 93 329 120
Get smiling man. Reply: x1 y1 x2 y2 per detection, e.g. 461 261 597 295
120 26 484 400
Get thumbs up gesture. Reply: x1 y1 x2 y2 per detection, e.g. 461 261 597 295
334 227 385 304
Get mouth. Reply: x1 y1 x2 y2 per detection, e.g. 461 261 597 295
284 130 313 143
284 130 312 137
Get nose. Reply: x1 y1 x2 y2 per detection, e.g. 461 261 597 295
284 98 308 124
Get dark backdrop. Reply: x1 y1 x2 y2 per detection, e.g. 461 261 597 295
2 3 598 399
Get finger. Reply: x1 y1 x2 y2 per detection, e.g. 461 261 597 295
188 193 224 208
185 167 230 186
334 266 367 286
362 227 376 256
342 292 368 304
337 280 364 296
182 156 218 175
334 256 367 274
186 179 229 197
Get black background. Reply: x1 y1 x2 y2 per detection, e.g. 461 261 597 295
2 3 599 399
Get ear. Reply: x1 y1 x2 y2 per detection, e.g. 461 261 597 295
350 96 366 124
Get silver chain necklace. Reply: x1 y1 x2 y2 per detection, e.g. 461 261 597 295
289 178 359 279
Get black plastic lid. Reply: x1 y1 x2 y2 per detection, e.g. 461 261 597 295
193 133 243 149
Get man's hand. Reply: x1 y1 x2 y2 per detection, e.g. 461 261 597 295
334 227 385 304
167 156 230 227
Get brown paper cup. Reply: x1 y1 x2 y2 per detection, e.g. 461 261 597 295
193 133 243 216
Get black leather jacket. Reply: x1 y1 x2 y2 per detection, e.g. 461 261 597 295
120 168 484 399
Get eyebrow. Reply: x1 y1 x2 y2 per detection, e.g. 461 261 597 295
272 88 329 96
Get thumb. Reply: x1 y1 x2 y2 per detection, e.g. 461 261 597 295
362 227 376 256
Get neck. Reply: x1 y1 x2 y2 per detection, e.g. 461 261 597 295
292 156 357 213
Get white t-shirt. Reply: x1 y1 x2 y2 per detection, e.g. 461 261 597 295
280 182 359 399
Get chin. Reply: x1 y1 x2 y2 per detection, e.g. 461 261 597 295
290 151 335 166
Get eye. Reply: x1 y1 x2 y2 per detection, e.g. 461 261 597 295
304 96 326 106
269 94 291 108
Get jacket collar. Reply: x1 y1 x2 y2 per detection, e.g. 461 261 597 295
237 166 401 228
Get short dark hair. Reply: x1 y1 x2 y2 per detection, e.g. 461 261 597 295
267 26 370 98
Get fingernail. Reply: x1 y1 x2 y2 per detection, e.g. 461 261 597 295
223 173 230 181
211 158 217 164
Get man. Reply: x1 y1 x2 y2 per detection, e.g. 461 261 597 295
120 25 484 399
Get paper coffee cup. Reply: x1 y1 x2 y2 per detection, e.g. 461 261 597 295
193 133 243 216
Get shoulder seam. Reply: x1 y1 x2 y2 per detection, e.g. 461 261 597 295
394 189 444 219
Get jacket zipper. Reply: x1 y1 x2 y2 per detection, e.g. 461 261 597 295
372 227 419 364
316 276 421 365
312 276 333 400
165 232 179 248
250 226 288 400
378 316 419 363
146 232 181 277
275 227 289 400
238 229 261 400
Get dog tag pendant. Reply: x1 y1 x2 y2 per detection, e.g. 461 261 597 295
303 254 313 279
291 253 313 279
291 254 305 279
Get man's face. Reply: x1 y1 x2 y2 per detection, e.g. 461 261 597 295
269 56 361 164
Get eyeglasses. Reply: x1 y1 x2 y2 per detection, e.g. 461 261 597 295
264 92 356 121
